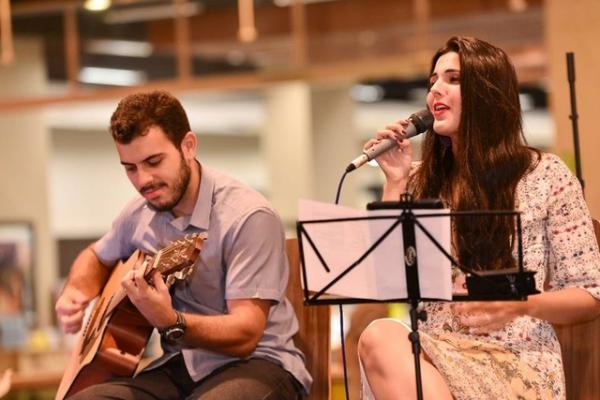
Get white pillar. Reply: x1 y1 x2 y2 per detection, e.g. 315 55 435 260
310 84 360 205
263 81 360 233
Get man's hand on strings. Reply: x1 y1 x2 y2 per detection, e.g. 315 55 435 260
122 267 177 330
55 286 92 334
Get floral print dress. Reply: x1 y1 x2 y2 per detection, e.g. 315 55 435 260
361 153 600 400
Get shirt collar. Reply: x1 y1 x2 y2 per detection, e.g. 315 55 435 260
169 162 213 232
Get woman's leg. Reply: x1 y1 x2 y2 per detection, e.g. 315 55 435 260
358 319 453 400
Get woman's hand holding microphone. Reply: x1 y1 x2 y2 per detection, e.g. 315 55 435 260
364 119 414 200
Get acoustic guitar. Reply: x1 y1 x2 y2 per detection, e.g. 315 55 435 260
55 233 206 399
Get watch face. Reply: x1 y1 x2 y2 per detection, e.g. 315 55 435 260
166 327 185 342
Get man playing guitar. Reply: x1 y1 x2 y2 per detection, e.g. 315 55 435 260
55 90 309 400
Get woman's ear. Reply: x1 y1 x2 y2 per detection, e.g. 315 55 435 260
180 131 197 161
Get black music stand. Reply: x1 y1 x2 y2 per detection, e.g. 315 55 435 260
297 195 539 400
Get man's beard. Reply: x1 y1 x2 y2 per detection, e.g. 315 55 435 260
146 156 192 212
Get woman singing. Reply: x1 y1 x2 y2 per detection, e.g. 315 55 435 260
358 36 600 400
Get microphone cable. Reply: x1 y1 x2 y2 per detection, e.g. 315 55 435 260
334 168 351 400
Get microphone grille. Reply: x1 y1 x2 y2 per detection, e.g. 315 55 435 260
410 109 434 133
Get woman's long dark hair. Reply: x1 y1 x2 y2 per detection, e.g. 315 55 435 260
411 36 539 271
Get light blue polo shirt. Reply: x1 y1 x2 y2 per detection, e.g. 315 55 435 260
94 164 311 393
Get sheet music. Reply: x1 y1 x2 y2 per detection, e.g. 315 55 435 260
298 199 452 301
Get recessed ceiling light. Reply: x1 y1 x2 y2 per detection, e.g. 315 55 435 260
274 0 337 6
84 0 111 12
351 84 384 103
79 67 147 86
104 2 202 24
85 39 153 58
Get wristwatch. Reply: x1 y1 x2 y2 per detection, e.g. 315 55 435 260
159 310 187 343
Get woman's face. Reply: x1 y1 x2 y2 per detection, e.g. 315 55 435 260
426 51 462 142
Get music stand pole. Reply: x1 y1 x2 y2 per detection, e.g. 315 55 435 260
399 194 427 400
408 300 427 400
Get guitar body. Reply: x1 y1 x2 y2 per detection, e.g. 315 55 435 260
56 250 152 399
56 234 204 400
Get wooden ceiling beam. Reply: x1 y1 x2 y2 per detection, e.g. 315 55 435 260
0 43 545 112
63 3 80 90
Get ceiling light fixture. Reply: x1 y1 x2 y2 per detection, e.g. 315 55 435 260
79 66 147 86
351 84 385 103
84 0 111 12
85 39 154 57
274 0 338 6
104 2 202 24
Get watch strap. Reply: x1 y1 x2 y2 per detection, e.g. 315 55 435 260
158 310 185 336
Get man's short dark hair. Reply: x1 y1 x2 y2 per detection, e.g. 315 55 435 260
110 90 192 147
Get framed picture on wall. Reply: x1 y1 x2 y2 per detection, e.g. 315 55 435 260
0 222 35 326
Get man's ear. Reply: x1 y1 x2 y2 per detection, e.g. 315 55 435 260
180 131 197 161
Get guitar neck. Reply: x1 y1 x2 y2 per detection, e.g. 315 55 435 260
143 236 203 284
103 243 196 315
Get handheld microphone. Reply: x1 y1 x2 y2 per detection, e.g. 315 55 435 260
346 109 434 173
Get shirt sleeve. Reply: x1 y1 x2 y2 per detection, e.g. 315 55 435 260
222 208 288 303
545 155 600 300
93 201 138 266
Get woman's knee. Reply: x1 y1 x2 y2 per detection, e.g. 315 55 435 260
358 319 410 363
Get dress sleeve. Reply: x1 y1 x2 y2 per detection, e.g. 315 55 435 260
545 155 600 299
